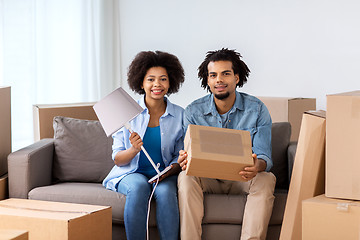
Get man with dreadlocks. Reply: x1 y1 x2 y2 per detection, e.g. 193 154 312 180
177 48 276 240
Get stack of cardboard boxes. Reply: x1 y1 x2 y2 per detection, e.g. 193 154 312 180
279 110 326 240
0 86 11 201
302 91 360 239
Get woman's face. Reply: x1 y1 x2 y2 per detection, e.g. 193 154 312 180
142 66 170 101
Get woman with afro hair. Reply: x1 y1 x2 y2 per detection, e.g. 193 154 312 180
103 50 185 240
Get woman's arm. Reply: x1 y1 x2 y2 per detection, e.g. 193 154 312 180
114 132 143 166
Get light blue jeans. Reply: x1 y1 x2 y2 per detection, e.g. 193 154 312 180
117 173 179 240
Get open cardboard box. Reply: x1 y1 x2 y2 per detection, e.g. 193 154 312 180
0 198 111 240
33 102 98 141
0 86 11 176
184 124 253 182
0 229 28 240
258 97 316 141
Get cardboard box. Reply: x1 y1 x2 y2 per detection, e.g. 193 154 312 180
0 86 11 176
302 194 360 240
0 174 8 200
258 97 316 141
0 198 111 240
0 229 28 240
279 111 326 240
184 124 253 181
33 102 98 141
326 91 360 200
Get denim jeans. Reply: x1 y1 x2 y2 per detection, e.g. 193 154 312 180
117 173 179 240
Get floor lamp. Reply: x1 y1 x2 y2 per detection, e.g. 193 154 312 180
93 87 160 174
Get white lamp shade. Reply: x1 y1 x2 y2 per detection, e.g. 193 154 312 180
93 87 143 137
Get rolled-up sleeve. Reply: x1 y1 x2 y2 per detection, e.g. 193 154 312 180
252 104 272 172
111 128 127 160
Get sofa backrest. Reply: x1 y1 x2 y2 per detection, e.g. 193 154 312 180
52 117 291 188
271 122 291 190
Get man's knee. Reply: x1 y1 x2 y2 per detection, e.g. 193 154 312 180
178 171 201 195
251 172 276 192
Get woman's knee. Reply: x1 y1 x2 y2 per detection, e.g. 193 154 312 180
120 174 151 196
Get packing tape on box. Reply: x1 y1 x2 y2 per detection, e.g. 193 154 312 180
0 203 91 215
352 99 360 118
199 129 244 156
336 202 349 212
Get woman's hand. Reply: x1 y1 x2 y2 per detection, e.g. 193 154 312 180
129 132 143 153
148 163 181 184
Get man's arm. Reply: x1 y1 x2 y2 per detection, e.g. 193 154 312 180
177 106 193 171
251 102 273 172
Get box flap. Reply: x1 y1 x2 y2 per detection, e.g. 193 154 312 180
304 110 326 118
0 199 110 220
327 90 360 97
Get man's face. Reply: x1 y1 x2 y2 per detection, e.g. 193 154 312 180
207 61 239 100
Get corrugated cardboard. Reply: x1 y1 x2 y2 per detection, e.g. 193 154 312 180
326 91 360 201
184 124 253 181
258 97 316 141
0 229 28 240
0 174 8 200
279 111 326 240
33 102 98 141
0 198 112 240
302 194 360 240
0 86 11 176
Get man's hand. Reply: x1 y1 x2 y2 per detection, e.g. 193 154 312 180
177 150 188 171
239 154 267 181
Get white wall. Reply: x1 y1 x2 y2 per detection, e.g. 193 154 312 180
117 0 360 110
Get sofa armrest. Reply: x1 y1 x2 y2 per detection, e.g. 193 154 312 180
8 138 55 198
287 141 297 184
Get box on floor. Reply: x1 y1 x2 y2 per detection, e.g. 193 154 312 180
279 110 326 240
258 97 316 141
0 229 28 240
0 174 8 200
302 194 360 240
33 102 98 141
184 124 253 182
326 90 360 200
0 86 11 176
0 198 111 240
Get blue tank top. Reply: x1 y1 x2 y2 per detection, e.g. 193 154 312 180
136 126 165 178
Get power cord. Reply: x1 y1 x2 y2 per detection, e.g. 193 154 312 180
146 163 160 240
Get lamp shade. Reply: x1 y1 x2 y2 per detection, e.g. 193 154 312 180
93 87 143 137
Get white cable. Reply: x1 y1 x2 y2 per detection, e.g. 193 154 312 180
124 122 161 239
146 163 161 240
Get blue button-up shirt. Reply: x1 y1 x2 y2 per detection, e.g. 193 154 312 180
103 96 184 191
183 91 273 172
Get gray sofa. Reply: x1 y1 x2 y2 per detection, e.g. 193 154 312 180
8 116 295 240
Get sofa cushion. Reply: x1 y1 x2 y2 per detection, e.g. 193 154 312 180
53 116 114 183
271 122 291 189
